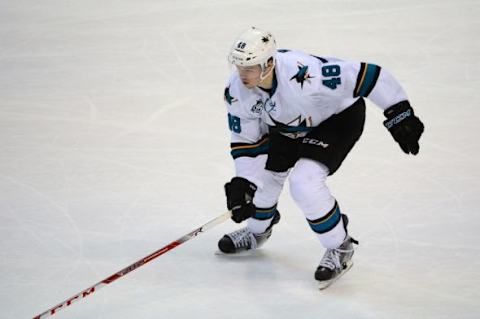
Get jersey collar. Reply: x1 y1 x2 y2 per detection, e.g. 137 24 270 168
258 69 278 97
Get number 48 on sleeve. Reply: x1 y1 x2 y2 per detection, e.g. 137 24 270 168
322 65 341 90
228 113 241 133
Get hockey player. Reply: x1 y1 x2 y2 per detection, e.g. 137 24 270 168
218 27 424 288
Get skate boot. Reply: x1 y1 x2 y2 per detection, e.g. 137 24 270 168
218 211 280 254
315 235 359 289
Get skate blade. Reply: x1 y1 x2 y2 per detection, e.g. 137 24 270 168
214 249 259 257
318 261 353 290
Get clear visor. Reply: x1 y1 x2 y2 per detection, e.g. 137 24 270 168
227 63 261 79
227 50 275 83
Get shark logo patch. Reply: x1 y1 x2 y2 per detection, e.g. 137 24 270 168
290 62 315 89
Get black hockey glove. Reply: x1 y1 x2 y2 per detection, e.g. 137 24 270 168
224 177 257 223
383 101 424 155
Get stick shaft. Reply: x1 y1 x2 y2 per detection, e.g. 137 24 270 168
33 211 231 319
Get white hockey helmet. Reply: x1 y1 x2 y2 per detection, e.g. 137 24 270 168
228 27 277 73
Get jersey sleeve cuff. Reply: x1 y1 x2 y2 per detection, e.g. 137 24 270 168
230 134 269 159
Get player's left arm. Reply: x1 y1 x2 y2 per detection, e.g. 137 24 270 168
347 62 425 155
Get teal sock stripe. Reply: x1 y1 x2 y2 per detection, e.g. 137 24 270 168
307 204 341 234
253 206 277 220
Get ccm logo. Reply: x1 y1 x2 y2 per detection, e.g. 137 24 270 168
302 138 329 148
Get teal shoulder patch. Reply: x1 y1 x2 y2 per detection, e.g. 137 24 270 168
224 86 238 105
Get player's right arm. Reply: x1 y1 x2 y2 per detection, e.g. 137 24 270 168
223 81 269 223
224 84 268 188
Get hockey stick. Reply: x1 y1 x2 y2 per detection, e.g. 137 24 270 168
33 211 232 319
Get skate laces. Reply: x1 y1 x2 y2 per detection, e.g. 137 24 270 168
228 228 258 250
319 238 357 270
319 249 342 270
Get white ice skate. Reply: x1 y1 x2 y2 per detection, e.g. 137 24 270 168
315 236 358 290
216 212 280 255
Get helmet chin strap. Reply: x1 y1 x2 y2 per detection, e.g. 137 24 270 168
259 60 275 82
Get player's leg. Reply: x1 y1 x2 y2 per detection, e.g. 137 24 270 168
290 98 366 285
289 159 346 247
243 130 299 244
289 159 357 286
218 129 300 254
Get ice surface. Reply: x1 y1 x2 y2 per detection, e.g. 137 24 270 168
0 0 479 318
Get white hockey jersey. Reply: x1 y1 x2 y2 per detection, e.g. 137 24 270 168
224 49 408 183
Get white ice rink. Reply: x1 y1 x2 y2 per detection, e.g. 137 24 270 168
1 0 479 318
